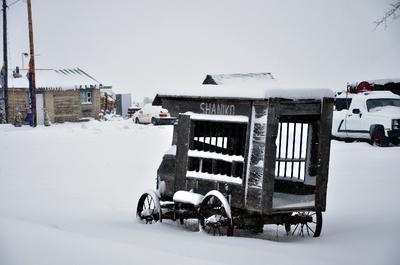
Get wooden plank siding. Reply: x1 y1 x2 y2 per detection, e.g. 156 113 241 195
7 88 30 125
157 97 252 118
6 88 101 125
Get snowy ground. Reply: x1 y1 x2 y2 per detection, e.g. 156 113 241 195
0 119 399 265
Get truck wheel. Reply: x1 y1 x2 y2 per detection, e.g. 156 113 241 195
370 126 388 147
151 117 157 125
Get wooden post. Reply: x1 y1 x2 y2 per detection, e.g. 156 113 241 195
315 98 334 211
2 0 9 123
174 114 191 192
261 100 279 215
27 0 37 127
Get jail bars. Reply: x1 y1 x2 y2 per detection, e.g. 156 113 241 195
275 122 309 181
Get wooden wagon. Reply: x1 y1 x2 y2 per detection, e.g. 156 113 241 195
137 86 334 237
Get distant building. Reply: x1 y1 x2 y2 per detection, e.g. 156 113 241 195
115 94 132 117
6 67 109 125
202 72 275 85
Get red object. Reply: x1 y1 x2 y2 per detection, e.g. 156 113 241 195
347 81 374 93
27 57 33 75
356 81 374 93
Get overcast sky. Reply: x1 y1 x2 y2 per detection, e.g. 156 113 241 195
2 0 400 101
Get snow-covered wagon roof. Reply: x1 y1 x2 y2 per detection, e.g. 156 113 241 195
155 72 334 103
154 84 334 104
8 68 103 91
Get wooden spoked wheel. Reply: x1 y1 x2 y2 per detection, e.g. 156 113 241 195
136 192 162 224
199 195 233 236
290 211 322 237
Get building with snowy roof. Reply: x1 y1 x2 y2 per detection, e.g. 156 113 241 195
202 72 275 85
6 67 110 125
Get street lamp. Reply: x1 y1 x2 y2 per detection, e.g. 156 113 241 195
21 52 28 69
21 52 40 69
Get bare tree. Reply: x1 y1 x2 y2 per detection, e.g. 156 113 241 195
375 1 400 28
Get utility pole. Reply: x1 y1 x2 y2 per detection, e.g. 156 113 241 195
2 0 9 123
27 0 36 126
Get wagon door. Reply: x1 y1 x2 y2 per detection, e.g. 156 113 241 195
271 99 333 213
273 119 316 210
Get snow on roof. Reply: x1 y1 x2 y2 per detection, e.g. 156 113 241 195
348 78 400 87
366 79 400 86
100 87 115 97
203 72 275 85
8 68 102 91
156 84 334 101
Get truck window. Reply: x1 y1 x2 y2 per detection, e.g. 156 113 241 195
366 98 400 112
334 98 352 111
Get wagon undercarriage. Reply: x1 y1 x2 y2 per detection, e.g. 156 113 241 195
137 190 322 238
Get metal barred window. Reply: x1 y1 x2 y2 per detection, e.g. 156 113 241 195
275 122 310 181
187 120 247 179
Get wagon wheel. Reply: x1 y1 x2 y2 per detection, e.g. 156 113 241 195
199 194 234 236
290 211 322 238
136 191 162 224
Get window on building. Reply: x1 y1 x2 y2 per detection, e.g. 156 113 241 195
80 91 92 104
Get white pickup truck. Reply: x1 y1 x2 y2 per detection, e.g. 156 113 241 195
332 91 400 146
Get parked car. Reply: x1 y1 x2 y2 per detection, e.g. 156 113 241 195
127 107 142 118
332 91 400 146
133 104 176 125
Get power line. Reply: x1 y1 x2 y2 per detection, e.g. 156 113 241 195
0 0 24 11
8 0 23 8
